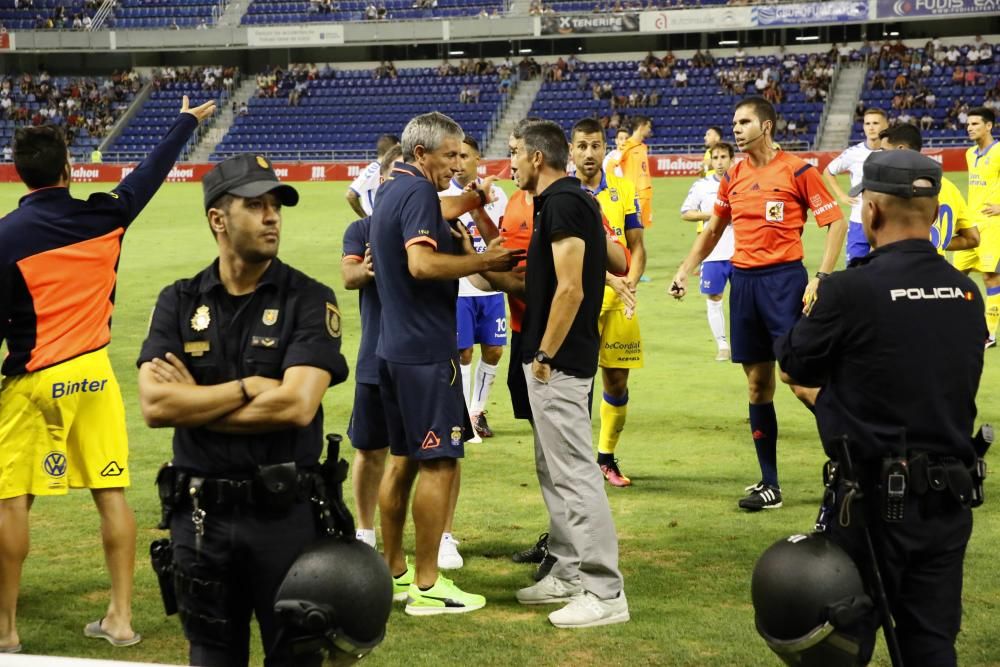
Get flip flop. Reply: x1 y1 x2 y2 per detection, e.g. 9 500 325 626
84 619 142 647
0 644 22 653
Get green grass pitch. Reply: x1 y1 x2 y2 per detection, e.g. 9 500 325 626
1 174 997 666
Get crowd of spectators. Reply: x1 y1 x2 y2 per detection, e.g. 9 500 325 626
153 65 237 93
1 69 139 158
432 58 515 94
308 0 340 14
16 0 102 30
862 37 998 132
363 1 389 19
255 64 326 105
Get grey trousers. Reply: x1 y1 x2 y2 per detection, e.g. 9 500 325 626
523 363 624 599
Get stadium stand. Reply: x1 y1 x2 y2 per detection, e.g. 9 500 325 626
0 0 98 31
241 0 505 26
543 0 733 12
530 50 831 150
0 70 141 161
0 0 224 29
105 66 233 161
211 63 508 161
107 0 227 30
853 38 1000 146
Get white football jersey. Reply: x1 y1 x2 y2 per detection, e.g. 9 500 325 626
442 178 508 297
826 141 876 223
349 160 381 216
680 173 734 263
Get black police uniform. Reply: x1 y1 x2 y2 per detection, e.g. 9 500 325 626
776 238 986 666
138 257 348 667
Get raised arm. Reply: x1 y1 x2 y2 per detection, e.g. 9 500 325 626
110 96 216 223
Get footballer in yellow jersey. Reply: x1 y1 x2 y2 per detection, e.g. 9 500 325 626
879 125 980 258
571 118 647 487
954 107 1000 346
934 176 978 256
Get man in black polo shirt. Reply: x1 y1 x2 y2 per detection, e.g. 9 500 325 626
512 120 628 628
371 111 523 616
136 154 349 667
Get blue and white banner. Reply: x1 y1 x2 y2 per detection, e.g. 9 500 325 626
751 1 869 26
876 0 999 18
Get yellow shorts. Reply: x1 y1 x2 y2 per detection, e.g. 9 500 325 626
0 348 130 498
598 308 643 369
954 221 1000 273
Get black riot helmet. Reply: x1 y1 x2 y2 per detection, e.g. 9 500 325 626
751 533 877 666
274 538 393 665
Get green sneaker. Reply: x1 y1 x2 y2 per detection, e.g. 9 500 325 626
392 559 414 602
404 575 486 616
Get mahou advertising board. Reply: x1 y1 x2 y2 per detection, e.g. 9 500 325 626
0 148 968 183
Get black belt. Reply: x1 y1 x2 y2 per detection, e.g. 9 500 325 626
177 471 317 510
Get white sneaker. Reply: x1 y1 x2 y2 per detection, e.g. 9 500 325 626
548 590 629 628
715 346 731 362
355 529 377 549
516 575 583 605
438 534 464 570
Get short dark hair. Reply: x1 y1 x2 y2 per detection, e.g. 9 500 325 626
615 127 630 137
462 136 480 154
735 96 777 130
708 125 724 138
631 114 651 129
863 108 888 121
512 116 545 140
376 133 400 157
13 125 68 189
571 117 605 141
522 121 569 172
968 107 995 125
880 124 922 150
711 142 735 158
380 144 403 177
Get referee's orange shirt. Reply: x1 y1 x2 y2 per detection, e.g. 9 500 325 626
714 152 843 269
619 138 652 194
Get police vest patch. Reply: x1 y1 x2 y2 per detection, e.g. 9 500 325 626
325 302 341 338
262 309 279 326
191 305 211 332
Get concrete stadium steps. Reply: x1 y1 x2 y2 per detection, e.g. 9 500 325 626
189 77 260 162
819 64 866 151
486 77 542 158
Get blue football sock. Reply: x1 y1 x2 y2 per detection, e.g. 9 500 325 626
749 402 779 488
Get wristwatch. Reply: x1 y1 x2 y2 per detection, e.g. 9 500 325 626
815 272 830 280
534 351 553 365
475 187 489 207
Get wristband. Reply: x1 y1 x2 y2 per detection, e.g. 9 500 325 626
815 272 830 280
476 188 489 207
239 378 252 402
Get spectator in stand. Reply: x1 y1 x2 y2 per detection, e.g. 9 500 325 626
674 68 688 88
920 112 934 131
869 71 886 90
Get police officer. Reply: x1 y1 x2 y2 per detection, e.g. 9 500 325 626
137 153 349 667
775 150 986 666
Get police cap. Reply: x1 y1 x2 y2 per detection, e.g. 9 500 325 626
203 153 300 211
849 149 942 199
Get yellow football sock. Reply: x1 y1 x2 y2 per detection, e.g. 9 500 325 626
598 392 628 455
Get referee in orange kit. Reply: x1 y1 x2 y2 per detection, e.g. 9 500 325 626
670 96 846 512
